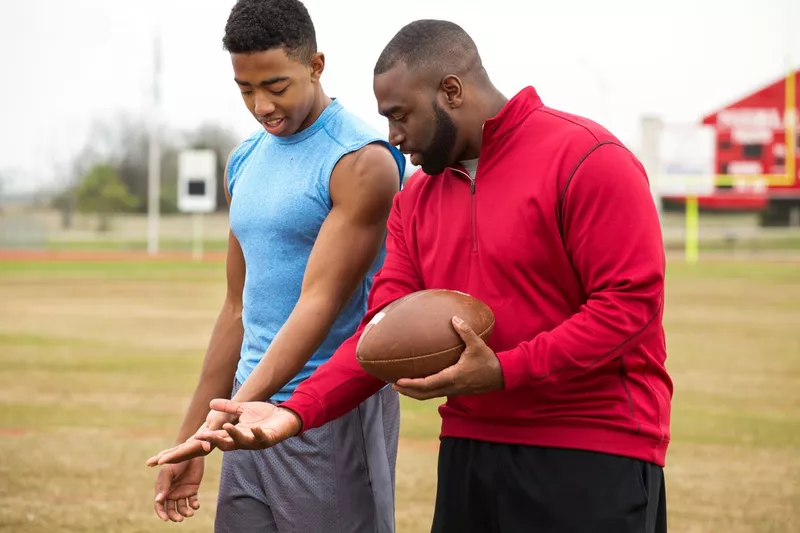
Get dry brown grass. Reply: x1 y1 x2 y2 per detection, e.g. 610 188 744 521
0 259 798 532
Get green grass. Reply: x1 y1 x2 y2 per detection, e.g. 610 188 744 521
666 259 800 280
0 258 798 532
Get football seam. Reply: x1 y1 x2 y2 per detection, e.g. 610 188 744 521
357 319 495 363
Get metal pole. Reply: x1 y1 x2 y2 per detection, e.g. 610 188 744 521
192 213 204 261
147 31 162 256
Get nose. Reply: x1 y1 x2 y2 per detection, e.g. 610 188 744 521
388 126 405 149
254 93 276 117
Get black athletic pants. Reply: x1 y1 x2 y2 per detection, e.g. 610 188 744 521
431 437 667 533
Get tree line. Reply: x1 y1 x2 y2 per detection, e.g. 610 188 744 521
55 114 240 231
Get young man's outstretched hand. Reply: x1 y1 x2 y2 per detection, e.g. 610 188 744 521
147 401 303 465
146 317 504 465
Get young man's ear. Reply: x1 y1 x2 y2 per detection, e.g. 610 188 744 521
309 52 325 82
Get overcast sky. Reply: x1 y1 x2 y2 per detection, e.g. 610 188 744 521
0 0 797 192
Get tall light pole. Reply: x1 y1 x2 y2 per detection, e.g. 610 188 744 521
147 30 162 256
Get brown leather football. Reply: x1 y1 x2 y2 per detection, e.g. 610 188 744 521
356 289 495 383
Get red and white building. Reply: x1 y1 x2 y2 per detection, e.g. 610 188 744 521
695 69 799 212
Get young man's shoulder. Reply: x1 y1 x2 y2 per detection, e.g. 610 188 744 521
323 101 406 184
322 102 384 144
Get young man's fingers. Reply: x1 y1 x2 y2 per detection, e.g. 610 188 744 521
146 444 183 467
224 423 258 449
154 499 170 522
165 499 184 523
208 398 245 416
196 429 236 450
157 441 205 465
176 498 194 518
153 473 171 522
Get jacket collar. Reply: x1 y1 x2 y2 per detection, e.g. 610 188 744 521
482 85 543 141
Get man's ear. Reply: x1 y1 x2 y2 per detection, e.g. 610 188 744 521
309 52 325 82
440 74 464 109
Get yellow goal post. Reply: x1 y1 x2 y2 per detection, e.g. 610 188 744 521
639 70 797 263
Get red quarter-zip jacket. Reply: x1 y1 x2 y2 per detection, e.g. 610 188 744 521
282 86 673 466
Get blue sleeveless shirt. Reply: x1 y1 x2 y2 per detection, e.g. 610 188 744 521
227 99 405 402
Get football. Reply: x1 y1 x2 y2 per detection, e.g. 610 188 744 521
355 289 495 383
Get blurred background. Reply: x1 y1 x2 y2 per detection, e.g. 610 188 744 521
0 0 798 532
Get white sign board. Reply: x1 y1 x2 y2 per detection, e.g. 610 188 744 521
656 122 716 197
178 150 217 213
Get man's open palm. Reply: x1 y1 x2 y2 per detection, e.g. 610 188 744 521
193 399 302 451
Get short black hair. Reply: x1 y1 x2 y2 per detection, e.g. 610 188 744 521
222 0 317 61
374 20 482 77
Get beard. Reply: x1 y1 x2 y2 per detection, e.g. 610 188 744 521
418 102 458 176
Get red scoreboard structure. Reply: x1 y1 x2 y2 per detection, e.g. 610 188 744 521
697 69 799 223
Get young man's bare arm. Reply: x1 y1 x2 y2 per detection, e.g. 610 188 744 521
229 142 400 405
173 157 245 444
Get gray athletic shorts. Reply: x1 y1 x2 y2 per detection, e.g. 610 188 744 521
214 380 400 533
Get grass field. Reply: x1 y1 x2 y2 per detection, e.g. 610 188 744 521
0 258 799 532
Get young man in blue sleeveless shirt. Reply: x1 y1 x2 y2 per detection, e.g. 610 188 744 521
147 1 405 531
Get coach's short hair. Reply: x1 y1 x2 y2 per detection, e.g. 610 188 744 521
374 20 482 77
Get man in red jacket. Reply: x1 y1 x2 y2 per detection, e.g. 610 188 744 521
155 19 672 533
